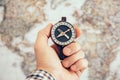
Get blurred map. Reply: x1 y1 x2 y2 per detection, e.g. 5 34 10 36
0 0 120 80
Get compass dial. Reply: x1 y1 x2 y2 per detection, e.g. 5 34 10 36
51 22 76 46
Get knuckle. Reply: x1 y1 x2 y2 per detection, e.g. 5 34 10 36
70 42 81 51
75 42 81 50
73 52 81 60
81 59 88 68
72 55 78 62
78 50 85 58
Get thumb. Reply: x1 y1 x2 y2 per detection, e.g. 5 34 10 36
35 23 53 47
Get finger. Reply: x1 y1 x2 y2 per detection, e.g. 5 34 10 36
70 59 88 72
34 23 53 49
74 26 81 38
62 50 85 68
63 42 81 56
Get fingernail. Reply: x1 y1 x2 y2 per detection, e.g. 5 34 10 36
64 61 69 68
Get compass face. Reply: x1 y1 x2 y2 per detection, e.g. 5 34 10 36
51 22 76 46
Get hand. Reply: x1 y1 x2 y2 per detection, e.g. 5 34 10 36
34 23 88 80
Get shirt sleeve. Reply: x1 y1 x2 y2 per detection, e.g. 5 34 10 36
26 69 55 80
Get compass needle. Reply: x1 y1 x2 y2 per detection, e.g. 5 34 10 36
64 34 69 39
64 29 70 33
57 33 63 38
58 29 63 33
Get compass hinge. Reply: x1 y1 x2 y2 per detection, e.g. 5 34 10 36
61 17 66 22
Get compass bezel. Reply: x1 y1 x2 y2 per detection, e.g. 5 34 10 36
51 22 76 46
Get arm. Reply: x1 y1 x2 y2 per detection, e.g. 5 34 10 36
26 70 55 80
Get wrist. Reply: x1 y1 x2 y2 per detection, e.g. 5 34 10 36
36 67 62 80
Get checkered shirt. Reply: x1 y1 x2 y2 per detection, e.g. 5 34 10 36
26 70 55 80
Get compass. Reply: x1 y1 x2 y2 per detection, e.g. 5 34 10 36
51 17 76 60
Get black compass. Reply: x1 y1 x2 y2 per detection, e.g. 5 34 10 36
51 17 76 60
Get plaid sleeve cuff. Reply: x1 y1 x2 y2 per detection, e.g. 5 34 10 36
26 70 55 80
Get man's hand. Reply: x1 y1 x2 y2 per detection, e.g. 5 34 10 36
34 23 88 80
